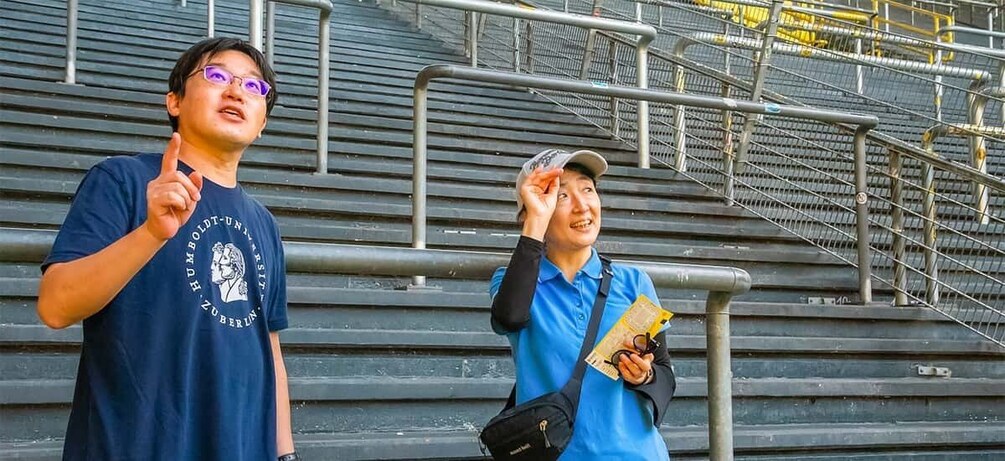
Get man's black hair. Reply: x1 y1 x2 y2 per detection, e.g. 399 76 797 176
167 37 278 132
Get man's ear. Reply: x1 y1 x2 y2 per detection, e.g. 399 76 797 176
166 92 181 117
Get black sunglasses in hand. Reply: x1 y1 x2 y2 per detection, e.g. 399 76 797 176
604 332 660 374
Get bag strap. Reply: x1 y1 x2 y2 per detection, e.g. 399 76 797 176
559 254 613 412
501 255 613 412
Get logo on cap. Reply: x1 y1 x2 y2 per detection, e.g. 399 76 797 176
527 149 565 172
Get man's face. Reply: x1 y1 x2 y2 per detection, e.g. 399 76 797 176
545 169 602 252
166 50 268 152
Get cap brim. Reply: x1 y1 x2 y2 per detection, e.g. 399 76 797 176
565 150 608 178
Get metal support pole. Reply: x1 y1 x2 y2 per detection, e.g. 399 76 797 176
635 1 642 21
470 12 479 67
416 1 422 29
513 18 521 72
736 0 785 173
888 147 908 306
672 63 687 171
966 92 990 225
934 40 943 121
706 290 735 461
883 1 890 32
266 1 276 66
989 9 995 48
609 40 621 137
637 45 650 169
250 0 265 50
853 127 873 304
580 30 599 79
64 0 79 85
921 136 939 305
316 6 331 175
999 62 1004 129
564 0 569 12
525 22 534 73
412 80 430 287
854 37 864 94
207 0 216 37
722 20 735 205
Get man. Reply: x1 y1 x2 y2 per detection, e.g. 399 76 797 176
37 37 298 461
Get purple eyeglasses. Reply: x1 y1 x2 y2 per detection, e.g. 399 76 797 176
188 65 271 98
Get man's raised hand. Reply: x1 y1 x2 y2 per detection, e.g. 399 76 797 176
144 133 204 241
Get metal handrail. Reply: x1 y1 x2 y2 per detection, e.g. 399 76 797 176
938 24 1005 40
398 0 659 168
248 0 333 174
897 123 1005 305
412 64 869 460
0 225 750 457
673 32 992 171
0 228 750 292
598 28 1005 194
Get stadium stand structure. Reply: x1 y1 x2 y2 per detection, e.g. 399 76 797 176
1 0 1003 458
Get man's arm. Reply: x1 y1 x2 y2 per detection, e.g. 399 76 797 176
271 332 295 456
38 226 166 328
36 134 202 329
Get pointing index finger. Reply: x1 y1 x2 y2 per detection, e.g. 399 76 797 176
161 133 181 175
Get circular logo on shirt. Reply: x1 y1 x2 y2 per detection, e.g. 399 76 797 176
184 215 268 329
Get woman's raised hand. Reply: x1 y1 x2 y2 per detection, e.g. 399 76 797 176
520 167 562 241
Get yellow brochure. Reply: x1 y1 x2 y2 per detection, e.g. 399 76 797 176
585 295 673 380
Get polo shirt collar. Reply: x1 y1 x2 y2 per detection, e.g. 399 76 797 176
539 248 603 282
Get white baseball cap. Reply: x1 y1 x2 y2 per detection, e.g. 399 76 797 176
515 148 608 213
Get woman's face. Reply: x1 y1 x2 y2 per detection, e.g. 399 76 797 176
545 168 601 253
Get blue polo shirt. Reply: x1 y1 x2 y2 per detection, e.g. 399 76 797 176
490 249 670 461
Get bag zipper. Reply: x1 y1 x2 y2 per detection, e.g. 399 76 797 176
539 419 551 448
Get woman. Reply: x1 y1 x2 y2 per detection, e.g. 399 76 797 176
490 148 676 460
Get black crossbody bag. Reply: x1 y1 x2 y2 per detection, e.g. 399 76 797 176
479 256 613 460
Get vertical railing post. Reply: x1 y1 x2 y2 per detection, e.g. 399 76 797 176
525 22 535 73
721 18 735 205
888 147 908 306
250 0 265 50
64 0 79 85
266 1 276 66
636 43 650 169
736 0 785 173
854 36 864 94
513 18 521 72
412 79 430 287
580 30 599 79
608 39 621 137
316 6 331 175
470 12 479 67
934 37 943 122
988 7 995 48
671 61 687 172
966 92 990 225
415 1 423 29
853 127 873 304
921 133 940 305
208 0 216 37
706 290 735 461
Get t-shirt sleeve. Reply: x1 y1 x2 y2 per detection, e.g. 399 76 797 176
265 216 288 332
42 164 134 273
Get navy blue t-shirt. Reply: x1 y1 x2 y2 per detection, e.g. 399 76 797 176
43 154 288 461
